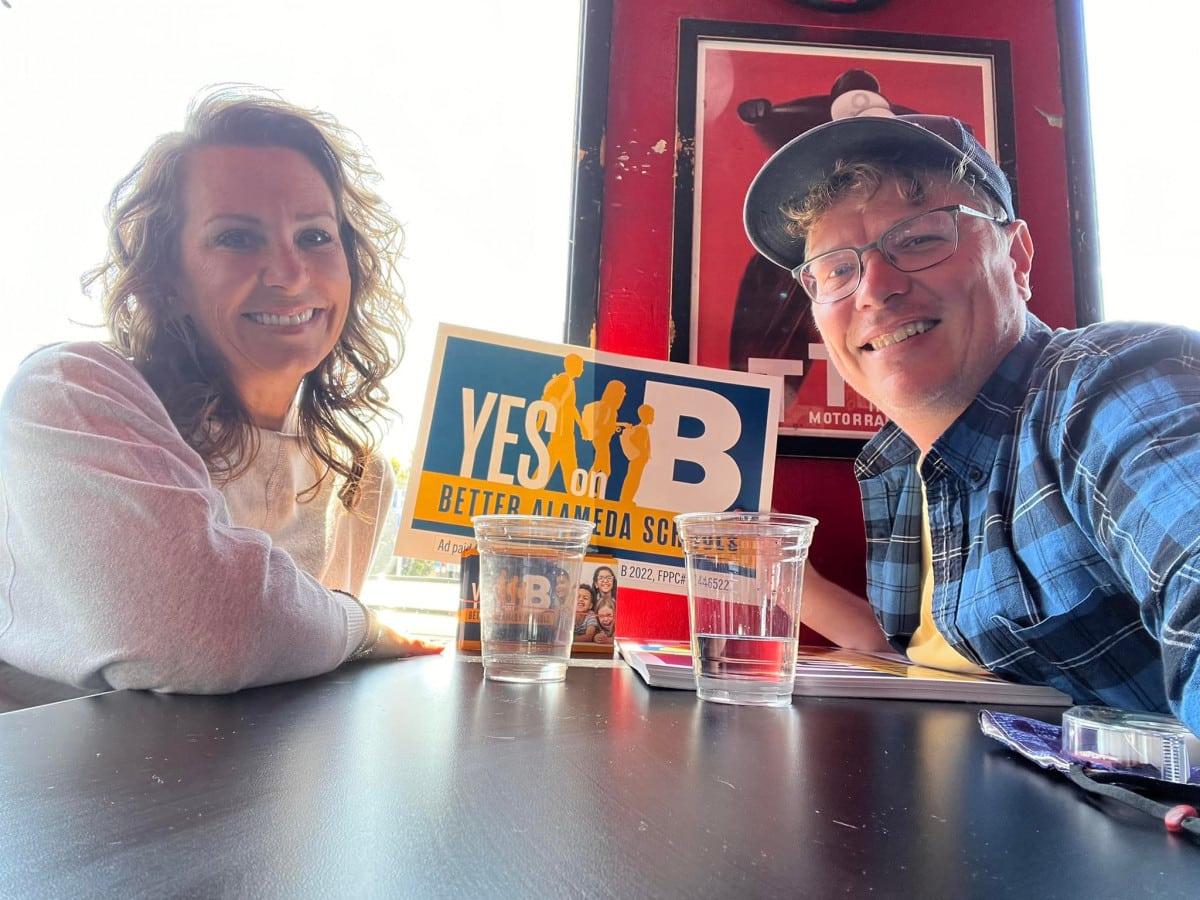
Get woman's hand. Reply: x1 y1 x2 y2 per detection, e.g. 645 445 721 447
373 626 446 659
353 608 446 662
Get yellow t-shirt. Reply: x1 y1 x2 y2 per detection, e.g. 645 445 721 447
906 476 989 674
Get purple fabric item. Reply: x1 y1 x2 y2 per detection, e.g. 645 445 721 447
979 710 1071 773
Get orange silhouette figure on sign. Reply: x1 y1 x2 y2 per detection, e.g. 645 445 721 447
581 380 628 483
618 403 655 504
537 353 585 489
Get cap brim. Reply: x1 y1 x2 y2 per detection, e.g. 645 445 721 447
743 116 991 271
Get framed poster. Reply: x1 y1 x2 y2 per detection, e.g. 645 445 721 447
670 19 1015 458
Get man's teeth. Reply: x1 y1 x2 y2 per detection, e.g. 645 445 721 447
869 320 932 350
247 309 316 326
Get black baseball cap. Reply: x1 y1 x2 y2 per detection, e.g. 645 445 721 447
743 114 1015 271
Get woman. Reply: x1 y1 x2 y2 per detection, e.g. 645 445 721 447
591 565 618 607
0 85 439 707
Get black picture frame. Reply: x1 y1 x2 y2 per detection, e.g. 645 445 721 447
564 0 614 348
1055 0 1102 326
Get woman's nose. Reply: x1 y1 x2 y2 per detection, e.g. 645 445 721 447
262 243 307 293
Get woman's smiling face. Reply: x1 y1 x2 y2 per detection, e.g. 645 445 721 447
174 144 352 422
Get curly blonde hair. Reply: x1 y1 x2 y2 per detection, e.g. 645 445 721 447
782 158 999 239
82 84 407 509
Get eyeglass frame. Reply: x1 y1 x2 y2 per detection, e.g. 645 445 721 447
790 204 1010 305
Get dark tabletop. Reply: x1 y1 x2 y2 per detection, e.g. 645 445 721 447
1 655 1196 899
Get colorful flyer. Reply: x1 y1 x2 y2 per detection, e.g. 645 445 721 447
395 324 781 595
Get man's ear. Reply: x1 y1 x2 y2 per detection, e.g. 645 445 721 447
1008 220 1034 301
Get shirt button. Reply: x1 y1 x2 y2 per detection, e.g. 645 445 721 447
968 467 984 482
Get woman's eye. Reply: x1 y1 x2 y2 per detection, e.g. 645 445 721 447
299 229 335 248
214 229 259 250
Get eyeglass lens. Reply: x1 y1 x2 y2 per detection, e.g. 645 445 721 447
799 208 960 305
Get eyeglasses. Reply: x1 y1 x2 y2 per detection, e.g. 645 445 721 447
792 204 1009 305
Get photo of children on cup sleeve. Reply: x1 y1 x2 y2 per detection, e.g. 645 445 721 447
573 563 618 650
455 552 619 654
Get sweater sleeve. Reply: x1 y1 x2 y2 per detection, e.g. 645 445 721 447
0 342 367 694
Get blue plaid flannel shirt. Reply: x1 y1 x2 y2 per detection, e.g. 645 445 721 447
855 313 1200 733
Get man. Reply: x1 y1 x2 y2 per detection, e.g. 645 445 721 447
743 113 1199 734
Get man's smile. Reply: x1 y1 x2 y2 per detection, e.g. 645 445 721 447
862 318 938 351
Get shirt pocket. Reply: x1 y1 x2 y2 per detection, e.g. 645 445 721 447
987 585 1168 711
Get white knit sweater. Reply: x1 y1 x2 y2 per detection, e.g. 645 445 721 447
0 342 394 696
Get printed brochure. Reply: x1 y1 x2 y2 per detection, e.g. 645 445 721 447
618 639 1072 705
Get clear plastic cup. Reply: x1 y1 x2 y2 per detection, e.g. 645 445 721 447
473 515 597 683
674 512 818 707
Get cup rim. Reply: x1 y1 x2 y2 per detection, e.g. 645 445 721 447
471 514 597 538
673 511 818 529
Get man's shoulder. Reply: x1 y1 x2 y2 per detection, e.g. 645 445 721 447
1014 318 1200 438
1026 318 1200 386
1040 318 1199 361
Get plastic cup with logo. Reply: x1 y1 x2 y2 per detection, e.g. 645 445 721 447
674 512 818 707
472 515 597 683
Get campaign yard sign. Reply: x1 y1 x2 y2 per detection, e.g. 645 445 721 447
395 324 781 596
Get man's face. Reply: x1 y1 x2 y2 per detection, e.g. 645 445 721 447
805 177 1033 449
